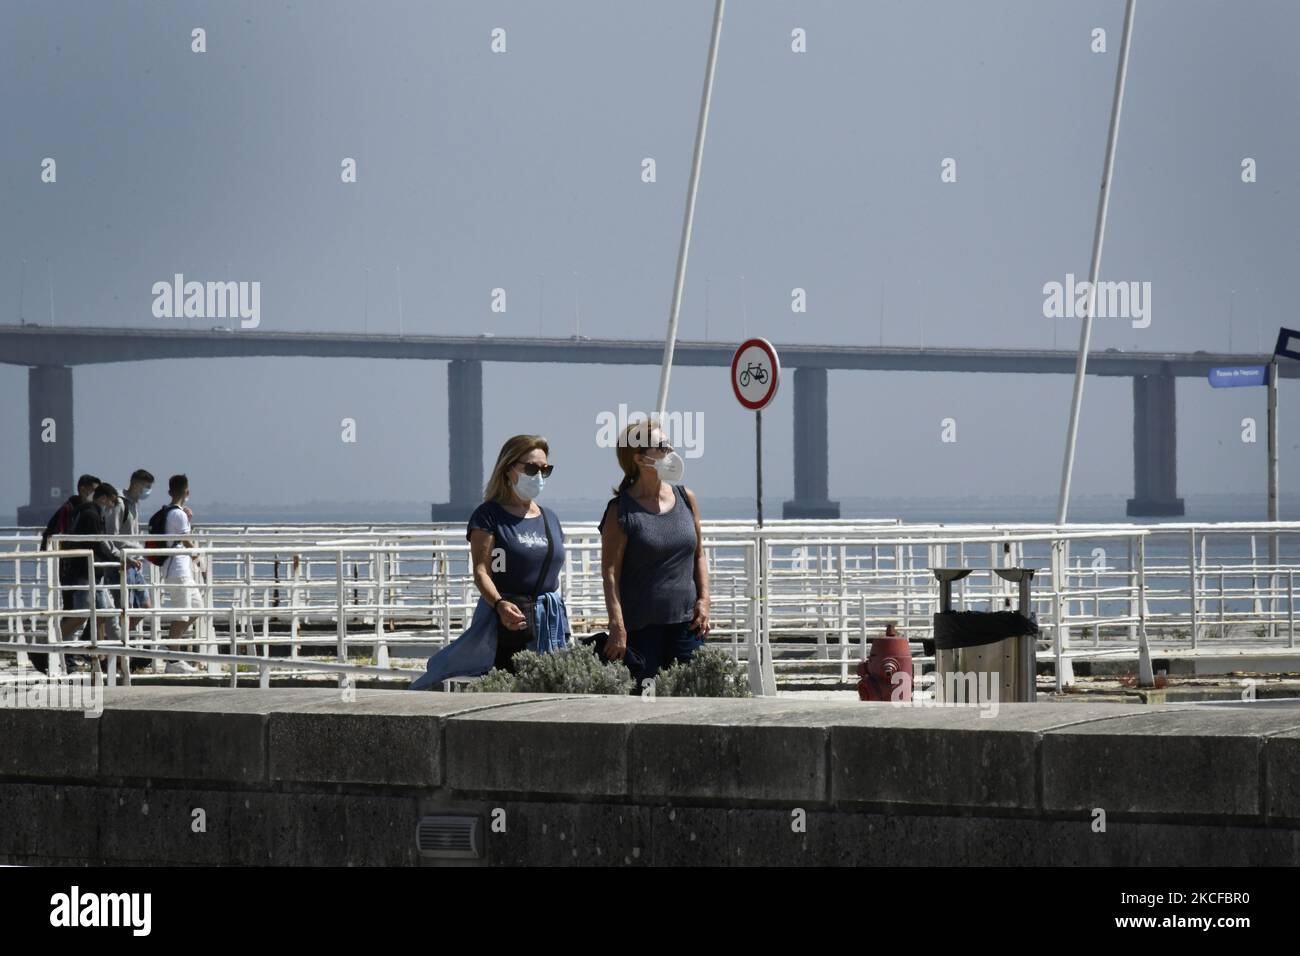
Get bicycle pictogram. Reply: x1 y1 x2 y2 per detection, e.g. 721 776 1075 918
738 362 768 388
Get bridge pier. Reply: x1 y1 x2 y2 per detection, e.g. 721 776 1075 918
431 359 484 522
782 367 840 519
16 366 74 526
1126 373 1184 517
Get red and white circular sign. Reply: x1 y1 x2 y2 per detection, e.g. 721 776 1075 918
731 337 780 410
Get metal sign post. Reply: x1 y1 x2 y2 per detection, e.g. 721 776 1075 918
1269 360 1280 568
755 408 763 526
731 338 781 526
1268 327 1299 569
1207 358 1279 568
732 338 780 696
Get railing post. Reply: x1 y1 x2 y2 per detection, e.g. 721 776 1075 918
1249 534 1261 618
1123 536 1135 644
723 576 734 660
441 554 452 644
1052 538 1066 693
86 554 97 673
374 543 389 667
1188 529 1199 649
1137 533 1153 686
1289 568 1296 650
838 587 848 683
1093 562 1101 645
203 556 217 673
289 556 300 659
1219 567 1226 640
858 592 867 663
745 543 762 693
228 605 240 688
336 550 350 696
760 538 776 695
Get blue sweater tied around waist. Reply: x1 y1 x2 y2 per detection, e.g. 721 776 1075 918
409 590 570 690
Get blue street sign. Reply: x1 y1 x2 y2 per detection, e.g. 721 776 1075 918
1209 366 1268 388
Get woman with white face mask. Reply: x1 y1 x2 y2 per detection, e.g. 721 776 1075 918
411 435 570 689
598 420 710 694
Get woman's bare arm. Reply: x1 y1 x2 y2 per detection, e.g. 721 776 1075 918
469 528 524 627
600 499 630 656
684 488 710 635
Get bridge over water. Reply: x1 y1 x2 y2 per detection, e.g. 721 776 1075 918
3 324 1291 523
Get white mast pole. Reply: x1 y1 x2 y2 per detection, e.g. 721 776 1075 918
654 0 725 423
1056 0 1138 525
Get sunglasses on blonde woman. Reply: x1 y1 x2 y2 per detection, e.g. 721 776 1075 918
515 461 554 477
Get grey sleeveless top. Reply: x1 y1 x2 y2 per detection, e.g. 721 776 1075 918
599 484 698 631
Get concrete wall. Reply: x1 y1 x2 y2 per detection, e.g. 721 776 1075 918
1 688 1299 866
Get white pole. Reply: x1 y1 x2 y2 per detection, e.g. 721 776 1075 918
1056 0 1138 525
655 0 725 421
1268 359 1279 561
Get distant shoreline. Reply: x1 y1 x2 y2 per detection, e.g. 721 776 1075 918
143 493 1278 526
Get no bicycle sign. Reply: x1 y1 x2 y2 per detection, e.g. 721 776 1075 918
731 337 780 410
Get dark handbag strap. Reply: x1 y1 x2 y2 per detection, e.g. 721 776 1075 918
677 485 701 553
530 506 555 599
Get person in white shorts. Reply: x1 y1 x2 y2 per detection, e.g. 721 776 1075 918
161 473 201 674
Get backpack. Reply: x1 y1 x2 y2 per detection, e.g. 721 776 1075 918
145 504 180 567
41 497 77 550
54 501 75 536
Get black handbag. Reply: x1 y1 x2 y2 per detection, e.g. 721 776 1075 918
495 507 555 644
579 631 648 677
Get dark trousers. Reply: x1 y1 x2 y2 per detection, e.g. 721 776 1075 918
627 620 702 694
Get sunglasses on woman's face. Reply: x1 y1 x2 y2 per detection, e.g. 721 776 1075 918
516 461 554 477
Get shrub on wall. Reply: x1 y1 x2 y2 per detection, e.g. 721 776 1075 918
467 644 632 695
650 646 751 698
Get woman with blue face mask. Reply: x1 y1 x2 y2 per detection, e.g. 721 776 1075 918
411 435 570 689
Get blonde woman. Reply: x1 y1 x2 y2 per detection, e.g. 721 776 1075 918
411 435 569 689
598 420 709 693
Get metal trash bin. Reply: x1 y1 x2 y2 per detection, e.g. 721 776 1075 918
931 568 1039 704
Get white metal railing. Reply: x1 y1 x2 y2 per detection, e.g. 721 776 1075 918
5 520 1300 694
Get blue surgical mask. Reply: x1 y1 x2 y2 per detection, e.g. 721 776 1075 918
514 473 545 501
140 486 153 499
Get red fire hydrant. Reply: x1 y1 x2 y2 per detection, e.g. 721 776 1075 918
857 622 913 701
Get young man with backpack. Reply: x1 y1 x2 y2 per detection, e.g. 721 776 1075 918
148 474 200 675
30 474 100 673
105 468 155 672
69 483 126 655
40 474 101 609
31 481 121 674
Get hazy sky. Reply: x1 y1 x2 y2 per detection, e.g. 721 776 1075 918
3 0 1299 518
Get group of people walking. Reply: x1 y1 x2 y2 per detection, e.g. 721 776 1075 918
35 470 202 675
31 424 706 689
412 421 710 692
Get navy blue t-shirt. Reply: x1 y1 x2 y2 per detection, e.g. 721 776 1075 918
466 501 564 596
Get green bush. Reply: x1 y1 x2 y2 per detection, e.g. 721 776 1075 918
650 646 751 698
467 644 632 695
469 667 521 693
